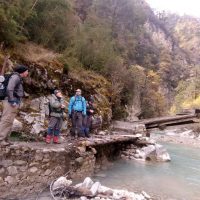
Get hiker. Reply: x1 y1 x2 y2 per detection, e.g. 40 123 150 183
83 95 95 138
68 89 86 137
0 65 29 146
46 89 66 144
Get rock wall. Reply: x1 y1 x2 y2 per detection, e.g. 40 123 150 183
0 143 95 199
0 140 128 200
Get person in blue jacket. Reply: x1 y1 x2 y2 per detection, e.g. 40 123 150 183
68 89 86 137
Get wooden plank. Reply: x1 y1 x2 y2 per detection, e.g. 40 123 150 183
142 114 196 125
146 117 197 128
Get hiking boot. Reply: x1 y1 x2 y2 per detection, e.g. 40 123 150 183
0 140 12 146
53 136 61 144
45 135 52 144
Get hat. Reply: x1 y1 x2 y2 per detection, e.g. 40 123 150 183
14 65 28 74
54 89 61 95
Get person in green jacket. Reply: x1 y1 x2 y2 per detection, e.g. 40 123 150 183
46 89 66 144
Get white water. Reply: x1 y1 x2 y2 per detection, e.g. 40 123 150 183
94 142 200 200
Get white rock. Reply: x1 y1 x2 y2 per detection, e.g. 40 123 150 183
74 183 83 188
155 144 171 162
80 196 88 200
90 182 101 196
135 194 145 200
61 120 68 131
141 191 151 199
82 177 94 189
24 114 35 124
31 122 45 134
112 189 129 199
52 176 72 190
97 185 112 194
12 119 23 132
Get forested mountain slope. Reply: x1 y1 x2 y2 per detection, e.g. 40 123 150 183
0 0 199 121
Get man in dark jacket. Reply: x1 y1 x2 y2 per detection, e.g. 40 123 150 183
46 89 66 144
0 65 28 146
83 96 94 138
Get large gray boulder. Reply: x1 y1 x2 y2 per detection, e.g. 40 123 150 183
142 144 171 162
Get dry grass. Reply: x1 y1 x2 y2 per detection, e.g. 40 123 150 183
14 42 60 65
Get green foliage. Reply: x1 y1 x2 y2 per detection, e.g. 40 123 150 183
25 0 72 51
72 23 117 72
141 70 166 118
0 0 31 46
0 0 178 119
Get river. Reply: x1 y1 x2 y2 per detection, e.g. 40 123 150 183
94 142 200 200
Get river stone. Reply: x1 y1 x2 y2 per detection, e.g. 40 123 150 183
90 182 101 196
98 185 113 195
155 144 171 162
142 191 151 199
80 197 88 200
82 177 94 189
52 176 72 190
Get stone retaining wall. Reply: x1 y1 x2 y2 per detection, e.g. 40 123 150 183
0 140 126 200
0 143 95 199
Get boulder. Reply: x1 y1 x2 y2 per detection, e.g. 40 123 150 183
12 119 23 132
82 177 94 189
52 176 72 191
90 182 101 196
154 144 171 162
144 144 171 162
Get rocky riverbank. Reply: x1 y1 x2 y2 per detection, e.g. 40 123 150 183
150 123 200 148
50 176 151 200
121 137 171 162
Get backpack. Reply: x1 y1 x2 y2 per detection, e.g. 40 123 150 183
0 73 13 100
72 96 84 111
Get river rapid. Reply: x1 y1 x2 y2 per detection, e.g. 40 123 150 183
94 141 200 200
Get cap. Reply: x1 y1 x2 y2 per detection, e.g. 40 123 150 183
14 65 28 74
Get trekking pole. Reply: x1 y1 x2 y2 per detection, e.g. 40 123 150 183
0 55 9 83
1 55 10 75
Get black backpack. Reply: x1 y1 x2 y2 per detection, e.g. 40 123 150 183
0 73 13 100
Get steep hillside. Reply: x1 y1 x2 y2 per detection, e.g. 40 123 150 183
1 0 200 121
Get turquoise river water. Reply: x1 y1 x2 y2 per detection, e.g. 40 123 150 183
94 142 200 200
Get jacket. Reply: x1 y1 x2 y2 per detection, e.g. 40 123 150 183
49 94 65 118
7 73 24 104
68 95 86 115
86 102 94 116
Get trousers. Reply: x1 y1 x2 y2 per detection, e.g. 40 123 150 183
0 100 19 141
